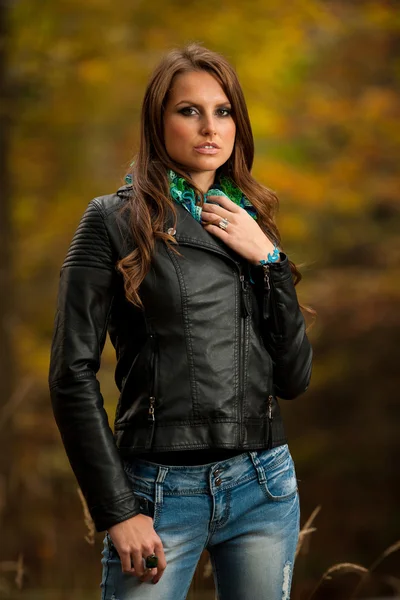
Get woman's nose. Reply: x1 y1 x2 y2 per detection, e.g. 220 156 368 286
200 115 217 136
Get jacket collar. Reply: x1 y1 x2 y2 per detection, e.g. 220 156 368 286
117 184 241 265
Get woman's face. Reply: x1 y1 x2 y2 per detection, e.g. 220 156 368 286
163 70 236 180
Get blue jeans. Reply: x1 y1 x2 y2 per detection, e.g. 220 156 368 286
100 444 300 600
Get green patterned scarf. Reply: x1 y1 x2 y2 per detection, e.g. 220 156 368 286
167 169 257 222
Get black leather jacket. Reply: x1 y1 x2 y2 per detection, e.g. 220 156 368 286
48 185 313 532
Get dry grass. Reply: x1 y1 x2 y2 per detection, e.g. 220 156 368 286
0 553 24 593
348 538 400 599
382 575 400 595
295 504 321 561
309 562 368 599
369 539 400 572
0 378 35 432
299 506 400 600
77 487 95 545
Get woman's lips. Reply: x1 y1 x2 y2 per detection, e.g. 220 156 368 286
194 147 220 154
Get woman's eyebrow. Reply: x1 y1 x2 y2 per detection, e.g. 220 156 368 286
174 100 232 107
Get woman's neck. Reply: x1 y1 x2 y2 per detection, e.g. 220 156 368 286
187 170 216 193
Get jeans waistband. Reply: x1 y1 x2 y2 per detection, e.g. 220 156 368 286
122 444 290 496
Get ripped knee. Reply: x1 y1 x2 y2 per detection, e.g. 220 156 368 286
282 561 292 600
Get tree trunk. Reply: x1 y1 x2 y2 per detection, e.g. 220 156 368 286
0 0 16 529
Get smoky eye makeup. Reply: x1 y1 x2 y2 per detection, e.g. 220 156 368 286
178 106 232 116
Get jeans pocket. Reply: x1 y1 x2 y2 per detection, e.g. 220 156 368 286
123 463 162 529
261 446 298 501
133 488 161 529
104 531 117 557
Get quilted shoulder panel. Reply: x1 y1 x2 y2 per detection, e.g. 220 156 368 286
61 200 114 271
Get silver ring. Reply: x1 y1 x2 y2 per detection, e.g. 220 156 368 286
218 218 229 230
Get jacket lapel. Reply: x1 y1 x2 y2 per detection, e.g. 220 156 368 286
116 184 242 266
167 203 242 265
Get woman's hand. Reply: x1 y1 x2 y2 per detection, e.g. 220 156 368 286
200 195 280 264
108 514 167 584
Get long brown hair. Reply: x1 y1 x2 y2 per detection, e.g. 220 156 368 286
116 42 315 323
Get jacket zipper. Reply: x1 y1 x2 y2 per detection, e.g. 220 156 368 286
240 274 251 317
167 238 251 448
262 266 276 448
267 394 274 449
144 332 158 450
261 263 281 332
239 267 250 445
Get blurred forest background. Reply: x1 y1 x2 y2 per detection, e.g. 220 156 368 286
0 0 399 598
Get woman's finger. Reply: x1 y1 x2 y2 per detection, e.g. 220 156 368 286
152 538 167 582
130 547 146 577
204 214 235 231
139 566 158 583
202 222 230 241
202 200 234 220
206 194 242 212
119 545 137 575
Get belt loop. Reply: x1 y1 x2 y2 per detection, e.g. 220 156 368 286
248 450 266 485
155 466 168 505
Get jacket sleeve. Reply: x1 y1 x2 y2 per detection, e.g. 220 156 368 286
249 253 313 400
48 198 141 532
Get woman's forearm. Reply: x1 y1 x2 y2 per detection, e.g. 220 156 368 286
249 253 313 399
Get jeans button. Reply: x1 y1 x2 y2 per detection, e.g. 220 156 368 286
215 477 222 486
214 468 221 476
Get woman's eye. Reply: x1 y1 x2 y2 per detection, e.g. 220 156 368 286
217 108 232 117
179 107 197 116
179 107 232 117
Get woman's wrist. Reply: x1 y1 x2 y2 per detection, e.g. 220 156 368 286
250 244 281 266
259 245 281 265
248 245 282 285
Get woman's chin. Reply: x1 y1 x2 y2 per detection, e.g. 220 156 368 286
179 155 225 172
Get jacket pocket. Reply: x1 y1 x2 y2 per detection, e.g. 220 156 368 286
144 332 158 450
114 336 154 427
245 320 275 420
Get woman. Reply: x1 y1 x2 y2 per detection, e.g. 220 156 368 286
48 42 313 600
